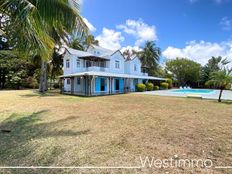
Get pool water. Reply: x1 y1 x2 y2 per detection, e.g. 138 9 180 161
172 89 214 94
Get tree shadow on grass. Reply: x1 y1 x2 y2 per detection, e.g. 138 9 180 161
0 110 90 172
19 90 61 98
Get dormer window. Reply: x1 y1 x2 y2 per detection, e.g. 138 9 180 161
115 60 120 69
66 59 70 68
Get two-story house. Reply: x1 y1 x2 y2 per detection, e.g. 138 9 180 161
60 45 165 96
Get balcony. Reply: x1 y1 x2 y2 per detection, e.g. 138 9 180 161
85 66 109 72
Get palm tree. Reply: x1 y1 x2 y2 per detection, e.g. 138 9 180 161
69 39 84 50
138 41 161 75
83 35 99 50
207 70 232 102
122 49 138 60
0 0 88 92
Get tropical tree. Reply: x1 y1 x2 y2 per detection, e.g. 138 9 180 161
83 35 99 50
122 49 138 60
69 39 84 50
207 70 232 102
201 56 230 83
165 58 201 87
137 41 161 75
0 0 88 93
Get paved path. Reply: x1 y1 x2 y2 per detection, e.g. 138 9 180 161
137 89 232 100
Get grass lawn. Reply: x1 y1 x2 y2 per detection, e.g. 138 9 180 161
0 90 232 174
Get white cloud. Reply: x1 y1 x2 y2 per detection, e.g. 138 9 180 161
163 40 232 65
220 17 232 31
96 28 124 50
83 18 96 32
117 19 157 46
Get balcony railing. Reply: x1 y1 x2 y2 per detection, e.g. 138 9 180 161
86 66 109 72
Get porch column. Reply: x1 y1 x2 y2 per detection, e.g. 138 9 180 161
109 77 111 95
71 77 74 95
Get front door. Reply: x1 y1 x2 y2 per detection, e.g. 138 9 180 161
115 79 119 91
100 78 105 91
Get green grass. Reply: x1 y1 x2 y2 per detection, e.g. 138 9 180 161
0 90 231 174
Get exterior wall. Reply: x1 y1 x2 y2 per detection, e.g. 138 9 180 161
109 51 125 74
64 48 147 77
62 47 160 96
124 57 146 76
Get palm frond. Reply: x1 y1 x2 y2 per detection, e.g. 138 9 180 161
0 0 88 59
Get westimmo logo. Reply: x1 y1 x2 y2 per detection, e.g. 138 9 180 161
140 156 213 169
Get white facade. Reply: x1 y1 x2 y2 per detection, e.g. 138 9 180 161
61 45 165 96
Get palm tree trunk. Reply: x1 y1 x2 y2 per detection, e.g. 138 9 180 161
218 89 223 102
39 60 48 93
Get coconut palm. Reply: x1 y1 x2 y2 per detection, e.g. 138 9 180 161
0 0 88 92
207 70 232 102
69 39 84 50
138 41 161 75
83 35 99 50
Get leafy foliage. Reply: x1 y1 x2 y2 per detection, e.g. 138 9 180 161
136 83 146 92
0 51 37 89
146 83 154 91
137 41 161 75
154 85 159 90
160 82 169 90
165 58 201 86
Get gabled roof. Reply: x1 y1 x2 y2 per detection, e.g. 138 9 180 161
88 45 115 55
65 47 110 60
66 47 93 57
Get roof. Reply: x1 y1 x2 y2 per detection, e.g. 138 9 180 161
60 71 166 81
88 45 115 55
65 47 110 60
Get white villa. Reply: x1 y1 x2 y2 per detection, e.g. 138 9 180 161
60 45 166 96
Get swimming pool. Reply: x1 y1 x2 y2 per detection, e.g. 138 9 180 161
172 89 215 94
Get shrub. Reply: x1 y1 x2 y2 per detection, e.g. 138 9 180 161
136 83 146 92
53 83 60 89
26 76 38 89
166 78 173 89
146 83 154 91
160 82 169 90
154 85 159 90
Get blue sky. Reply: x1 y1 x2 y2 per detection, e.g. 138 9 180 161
80 0 232 64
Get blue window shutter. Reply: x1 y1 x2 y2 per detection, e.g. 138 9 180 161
95 78 100 92
119 78 124 92
105 78 108 92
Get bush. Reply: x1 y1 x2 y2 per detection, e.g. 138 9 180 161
146 83 154 91
53 83 60 89
166 78 173 89
160 82 169 90
154 85 159 90
25 76 38 89
136 83 146 92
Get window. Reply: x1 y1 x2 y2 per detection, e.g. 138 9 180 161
67 79 71 85
115 60 120 69
66 59 70 68
77 77 81 85
76 59 80 68
134 64 137 71
100 78 105 91
86 60 91 67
